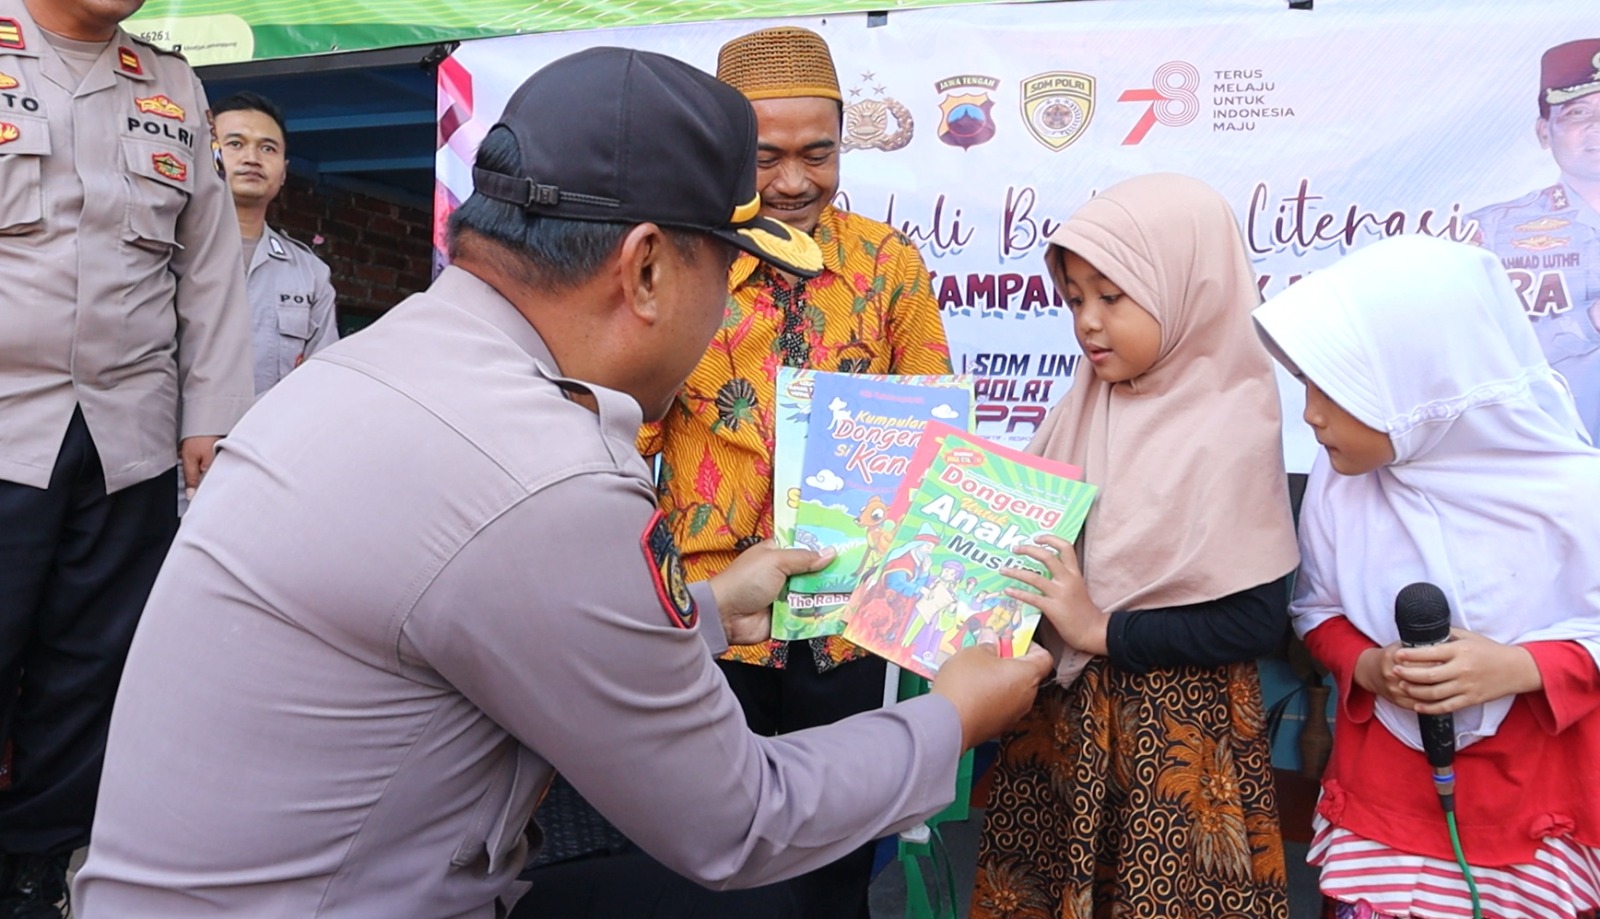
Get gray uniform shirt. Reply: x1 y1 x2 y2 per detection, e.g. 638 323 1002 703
1468 180 1600 437
0 0 252 492
75 266 962 918
247 224 338 396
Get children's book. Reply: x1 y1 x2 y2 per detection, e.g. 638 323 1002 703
772 371 972 640
840 423 1098 679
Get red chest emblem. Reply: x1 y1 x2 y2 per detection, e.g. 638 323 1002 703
0 123 18 145
151 152 187 182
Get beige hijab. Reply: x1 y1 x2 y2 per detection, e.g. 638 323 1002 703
1031 174 1299 679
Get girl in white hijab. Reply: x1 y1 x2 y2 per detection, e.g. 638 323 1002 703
1254 234 1600 919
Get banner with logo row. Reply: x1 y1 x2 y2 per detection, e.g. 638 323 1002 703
434 0 1598 468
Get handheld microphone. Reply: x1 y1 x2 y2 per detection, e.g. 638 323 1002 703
1394 582 1457 813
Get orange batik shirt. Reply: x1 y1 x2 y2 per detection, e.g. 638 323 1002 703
638 205 951 670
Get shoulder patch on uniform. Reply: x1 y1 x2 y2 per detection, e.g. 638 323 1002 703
268 236 289 258
0 19 24 50
641 509 697 630
117 46 142 75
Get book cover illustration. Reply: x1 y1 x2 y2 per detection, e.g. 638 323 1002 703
841 425 1098 679
780 374 972 637
770 369 973 640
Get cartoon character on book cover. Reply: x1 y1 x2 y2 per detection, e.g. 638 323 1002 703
841 424 1098 679
769 369 973 640
783 374 972 635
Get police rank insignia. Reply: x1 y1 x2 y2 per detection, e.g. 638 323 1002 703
0 18 22 50
1021 71 1096 151
117 47 142 75
151 152 187 182
136 95 185 120
642 510 697 629
0 73 17 90
935 75 999 149
0 122 17 145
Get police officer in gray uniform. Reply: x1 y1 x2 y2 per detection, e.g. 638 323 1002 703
0 0 252 914
1469 38 1600 437
74 48 1052 919
213 91 339 396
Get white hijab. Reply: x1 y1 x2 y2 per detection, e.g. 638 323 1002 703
1253 234 1600 751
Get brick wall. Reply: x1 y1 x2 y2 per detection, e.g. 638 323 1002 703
267 174 434 333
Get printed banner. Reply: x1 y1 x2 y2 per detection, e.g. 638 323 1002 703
123 0 1045 65
435 0 1599 470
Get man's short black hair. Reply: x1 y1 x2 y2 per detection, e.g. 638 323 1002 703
449 126 700 290
213 91 289 144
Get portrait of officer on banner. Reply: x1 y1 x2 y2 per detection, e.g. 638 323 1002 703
1467 38 1600 438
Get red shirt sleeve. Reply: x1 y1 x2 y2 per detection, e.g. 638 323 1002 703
1302 616 1379 724
1523 640 1600 734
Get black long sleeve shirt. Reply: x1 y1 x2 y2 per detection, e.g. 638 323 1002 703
1105 577 1290 674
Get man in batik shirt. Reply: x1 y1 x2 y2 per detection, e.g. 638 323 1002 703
636 25 950 919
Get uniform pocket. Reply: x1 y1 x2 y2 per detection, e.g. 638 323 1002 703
120 136 193 251
0 117 50 233
276 303 312 341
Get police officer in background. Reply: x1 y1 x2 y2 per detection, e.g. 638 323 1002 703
0 0 253 915
1469 38 1600 437
213 91 339 396
74 48 1052 918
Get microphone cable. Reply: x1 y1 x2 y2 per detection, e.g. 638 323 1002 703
1443 808 1482 919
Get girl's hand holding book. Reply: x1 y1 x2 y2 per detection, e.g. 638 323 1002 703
1002 534 1109 657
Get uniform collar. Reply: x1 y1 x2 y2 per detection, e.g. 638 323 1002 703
429 265 645 449
246 226 293 275
729 204 846 288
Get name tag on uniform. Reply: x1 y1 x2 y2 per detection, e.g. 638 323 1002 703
641 510 697 629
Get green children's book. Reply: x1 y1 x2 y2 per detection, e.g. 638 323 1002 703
840 423 1098 679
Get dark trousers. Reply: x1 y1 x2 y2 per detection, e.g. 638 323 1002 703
716 651 888 919
0 409 177 855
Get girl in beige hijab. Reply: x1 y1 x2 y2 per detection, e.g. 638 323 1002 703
971 174 1300 919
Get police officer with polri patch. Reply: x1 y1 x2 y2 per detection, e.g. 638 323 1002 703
213 91 339 397
0 0 252 914
72 47 1053 919
1469 38 1600 437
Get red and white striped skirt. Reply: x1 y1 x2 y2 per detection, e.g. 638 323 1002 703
1310 816 1600 919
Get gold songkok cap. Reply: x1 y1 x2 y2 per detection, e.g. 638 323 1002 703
716 27 842 103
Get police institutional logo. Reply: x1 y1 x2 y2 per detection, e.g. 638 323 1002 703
935 75 999 149
1021 71 1096 151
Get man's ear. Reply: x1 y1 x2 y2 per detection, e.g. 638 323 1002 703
1537 116 1552 151
616 222 669 324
